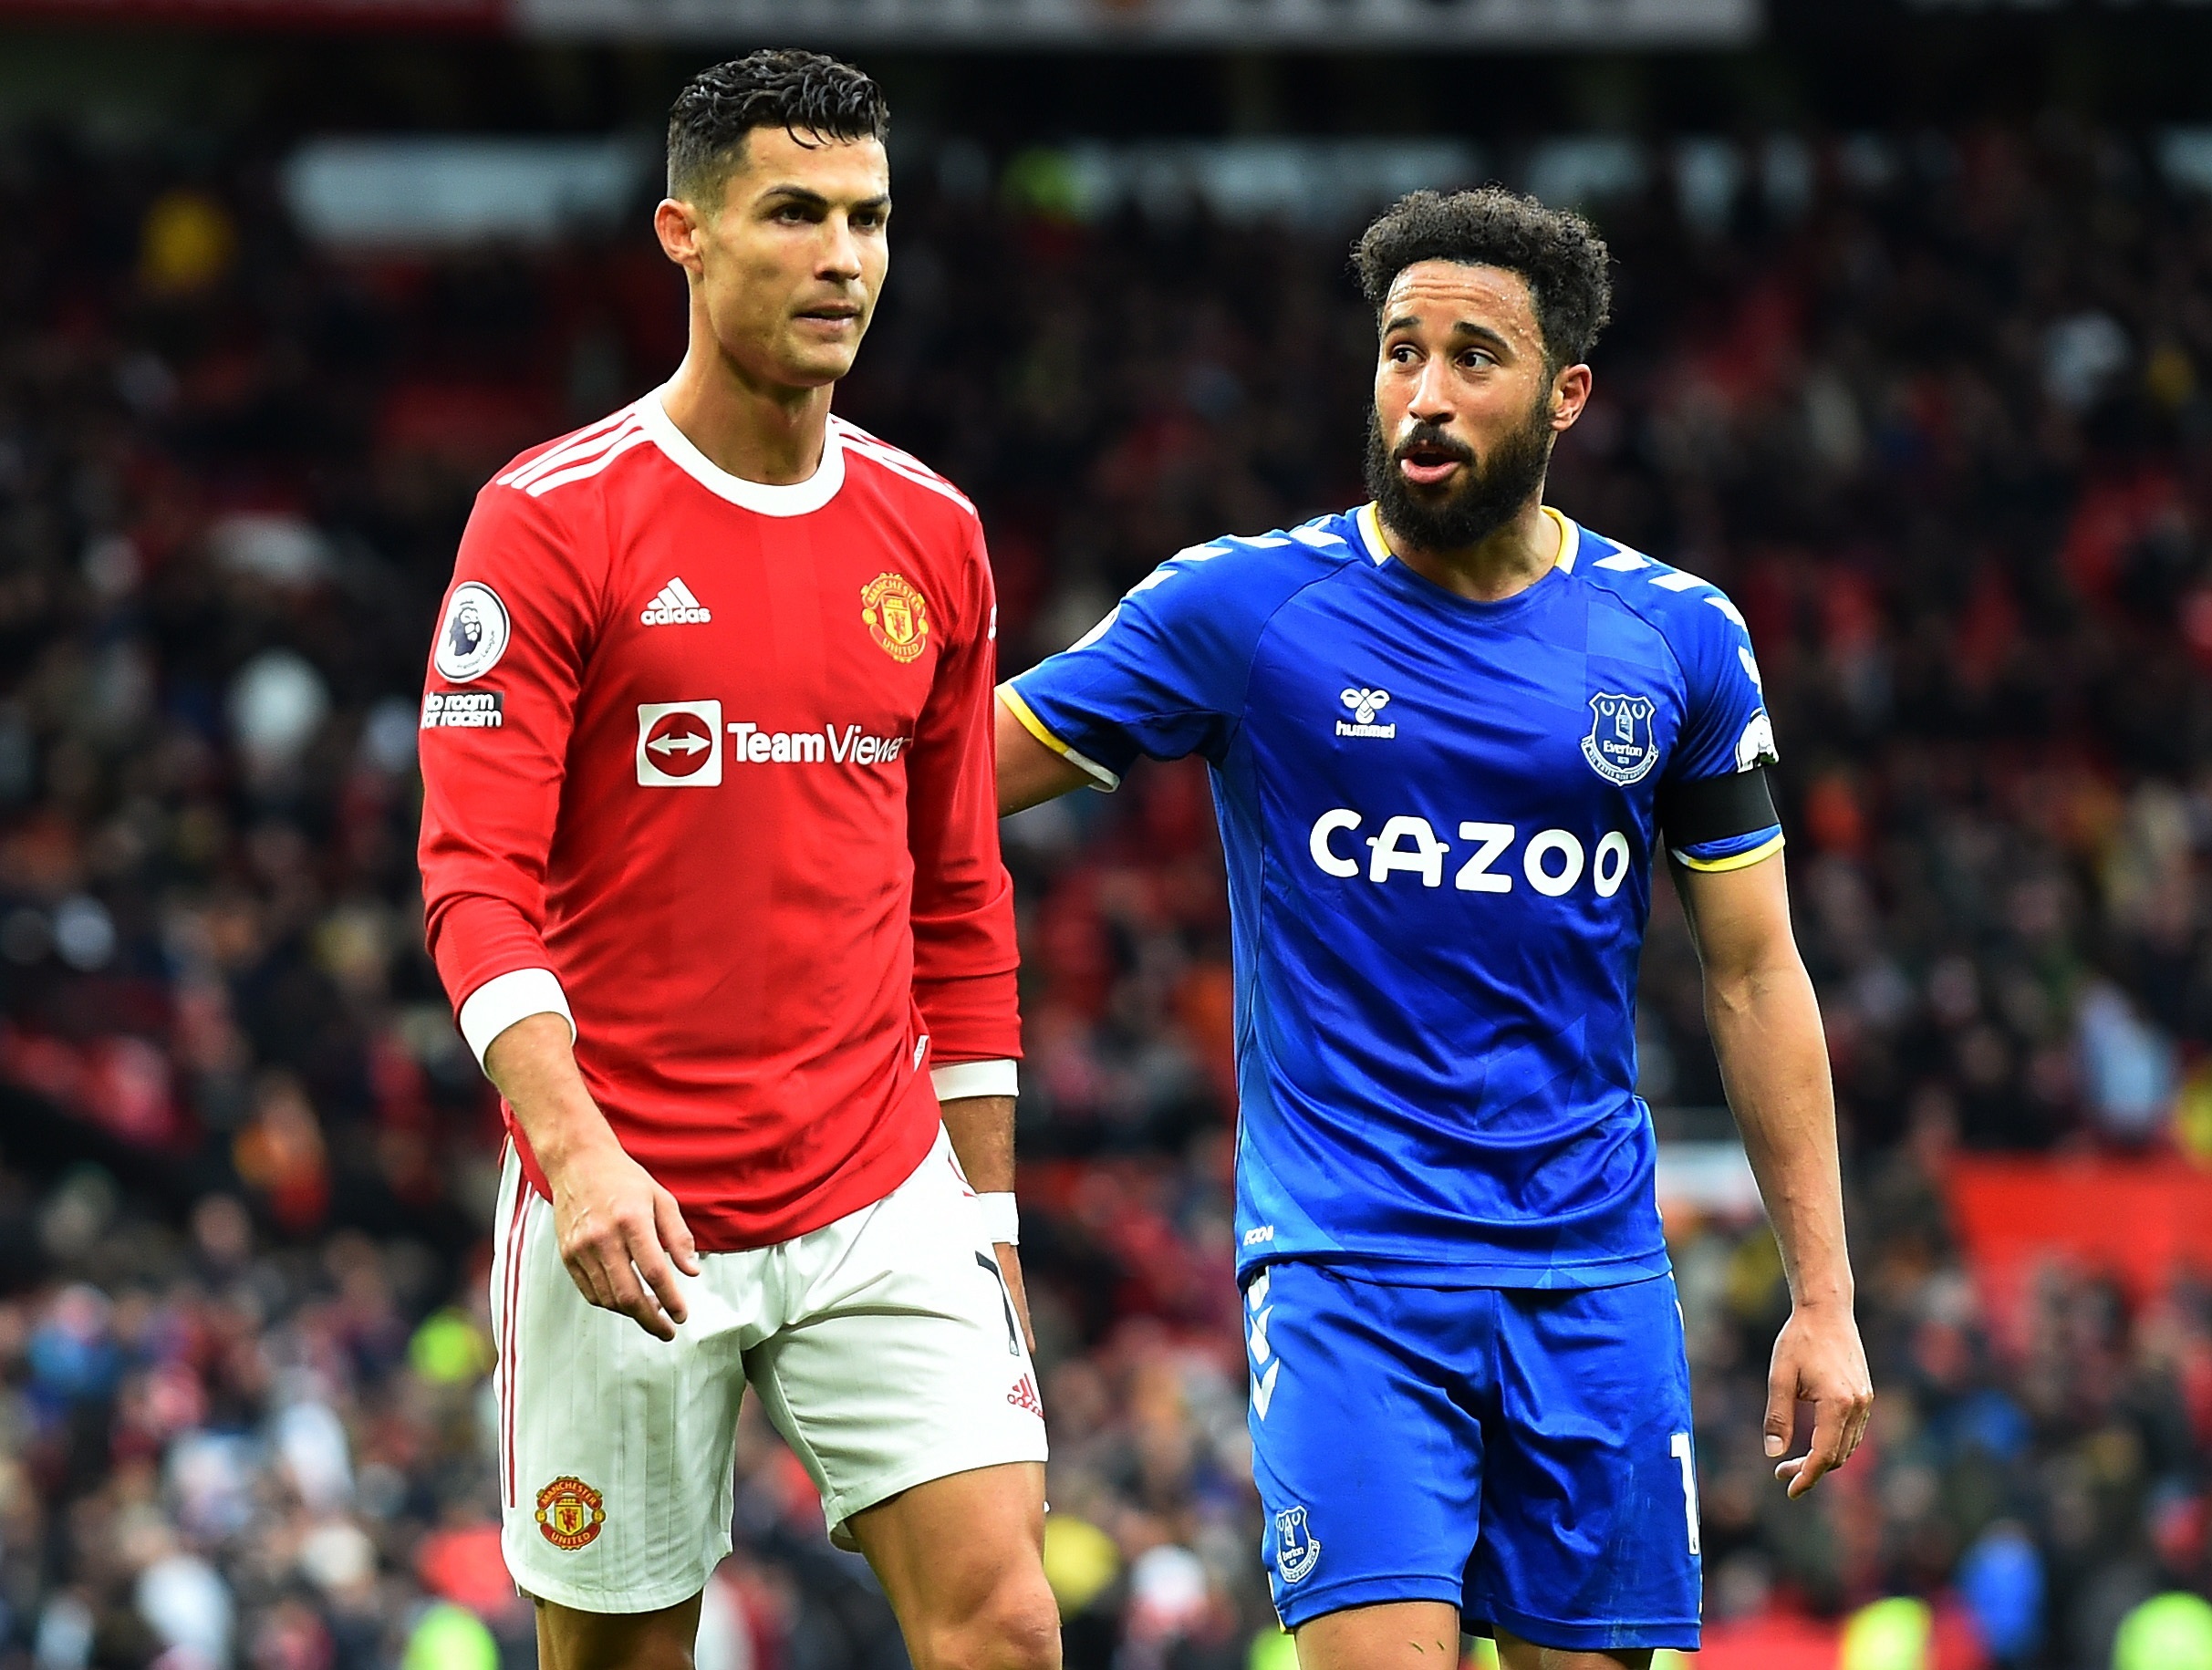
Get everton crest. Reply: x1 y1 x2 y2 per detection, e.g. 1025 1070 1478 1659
1583 691 1660 785
1273 1505 1322 1585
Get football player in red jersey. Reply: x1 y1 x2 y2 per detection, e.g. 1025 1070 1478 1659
416 51 1058 1670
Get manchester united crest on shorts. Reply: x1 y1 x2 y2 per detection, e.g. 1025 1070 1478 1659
861 574 930 664
535 1476 606 1550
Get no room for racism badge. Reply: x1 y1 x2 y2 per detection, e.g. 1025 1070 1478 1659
535 1476 607 1550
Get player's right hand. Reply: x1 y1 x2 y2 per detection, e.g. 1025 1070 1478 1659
547 1139 702 1341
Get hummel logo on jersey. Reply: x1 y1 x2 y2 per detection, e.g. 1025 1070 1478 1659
640 577 711 627
1336 686 1396 739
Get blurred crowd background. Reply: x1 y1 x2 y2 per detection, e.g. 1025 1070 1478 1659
14 14 2212 1670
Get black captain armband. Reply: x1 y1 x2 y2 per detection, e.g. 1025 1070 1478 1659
1656 766 1780 850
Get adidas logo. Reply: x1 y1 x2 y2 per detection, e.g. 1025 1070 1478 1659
640 577 711 627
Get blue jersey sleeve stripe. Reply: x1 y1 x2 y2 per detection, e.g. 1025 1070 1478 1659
998 682 1121 791
1672 828 1785 873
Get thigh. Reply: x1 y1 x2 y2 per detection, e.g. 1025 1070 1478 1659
748 1127 1049 1550
493 1148 752 1615
535 1593 702 1670
1468 1275 1700 1657
1291 1602 1462 1670
1494 1627 1651 1670
1245 1263 1489 1631
843 1461 1054 1665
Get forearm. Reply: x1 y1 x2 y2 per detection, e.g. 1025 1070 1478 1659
484 1011 623 1172
940 1094 1016 1194
1707 955 1854 1310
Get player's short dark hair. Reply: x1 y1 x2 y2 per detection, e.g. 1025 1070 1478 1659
666 49 889 207
1353 186 1613 371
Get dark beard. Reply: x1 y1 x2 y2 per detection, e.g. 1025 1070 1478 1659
1364 399 1555 555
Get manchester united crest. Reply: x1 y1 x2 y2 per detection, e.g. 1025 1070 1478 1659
535 1476 606 1551
860 574 930 664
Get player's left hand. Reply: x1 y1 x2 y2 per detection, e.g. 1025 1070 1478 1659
1765 1297 1874 1499
993 1242 1038 1356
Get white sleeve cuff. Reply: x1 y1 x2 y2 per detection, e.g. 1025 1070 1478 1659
930 1058 1019 1100
976 1192 1019 1245
459 968 576 1070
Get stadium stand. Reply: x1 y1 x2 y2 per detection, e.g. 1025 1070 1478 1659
8 114 2212 1667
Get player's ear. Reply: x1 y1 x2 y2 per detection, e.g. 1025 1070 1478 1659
1549 363 1594 433
654 197 708 279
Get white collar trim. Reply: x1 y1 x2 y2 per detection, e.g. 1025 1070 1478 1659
639 386 846 516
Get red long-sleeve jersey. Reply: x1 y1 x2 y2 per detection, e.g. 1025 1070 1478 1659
417 390 1021 1250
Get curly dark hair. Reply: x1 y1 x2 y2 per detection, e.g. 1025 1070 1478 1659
1353 186 1613 370
667 49 889 205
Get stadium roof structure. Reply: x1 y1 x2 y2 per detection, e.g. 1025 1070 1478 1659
509 0 1759 46
0 0 1758 44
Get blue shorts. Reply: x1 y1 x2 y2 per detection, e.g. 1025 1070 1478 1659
1245 1262 1701 1654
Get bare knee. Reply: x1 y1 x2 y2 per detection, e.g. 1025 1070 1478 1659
912 1575 1061 1670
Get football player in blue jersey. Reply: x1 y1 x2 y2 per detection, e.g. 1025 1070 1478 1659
996 187 1872 1670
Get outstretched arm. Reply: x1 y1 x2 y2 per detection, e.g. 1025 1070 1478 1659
1675 851 1873 1498
996 690 1098 814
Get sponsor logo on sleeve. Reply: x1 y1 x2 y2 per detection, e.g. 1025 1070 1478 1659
1583 691 1660 785
635 700 723 787
535 1477 606 1550
860 573 930 664
1735 708 1779 772
433 582 510 683
421 690 504 730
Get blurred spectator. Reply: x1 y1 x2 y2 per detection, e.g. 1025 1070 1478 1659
11 109 2212 1670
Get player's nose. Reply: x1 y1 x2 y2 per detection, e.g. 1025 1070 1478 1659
1407 354 1458 422
818 216 867 281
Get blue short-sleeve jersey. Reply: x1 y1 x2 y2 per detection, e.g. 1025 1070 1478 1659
1006 504 1782 1288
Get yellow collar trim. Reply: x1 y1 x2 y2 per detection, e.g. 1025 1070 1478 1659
1358 502 1577 577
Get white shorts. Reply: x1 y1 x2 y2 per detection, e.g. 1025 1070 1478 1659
488 1126 1048 1614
